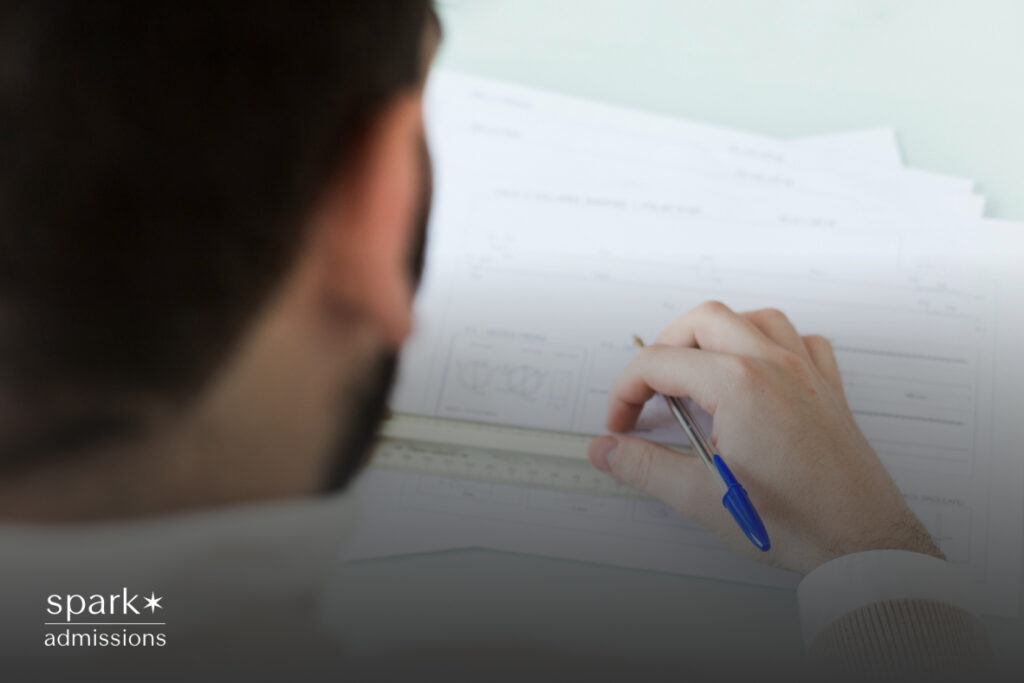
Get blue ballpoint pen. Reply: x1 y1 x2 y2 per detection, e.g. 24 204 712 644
633 335 770 552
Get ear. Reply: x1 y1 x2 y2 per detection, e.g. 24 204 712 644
312 90 426 347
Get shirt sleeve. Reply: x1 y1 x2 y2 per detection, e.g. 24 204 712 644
797 549 979 645
797 550 992 676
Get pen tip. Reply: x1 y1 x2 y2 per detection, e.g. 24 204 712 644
632 334 645 349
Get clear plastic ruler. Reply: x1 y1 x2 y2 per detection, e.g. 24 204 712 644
370 414 688 497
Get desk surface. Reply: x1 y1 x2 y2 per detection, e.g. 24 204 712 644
322 0 1024 673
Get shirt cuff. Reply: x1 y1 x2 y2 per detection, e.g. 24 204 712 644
797 549 978 647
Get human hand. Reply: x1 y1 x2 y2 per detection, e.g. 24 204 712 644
588 301 942 574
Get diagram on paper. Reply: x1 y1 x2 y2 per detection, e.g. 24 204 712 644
436 332 586 431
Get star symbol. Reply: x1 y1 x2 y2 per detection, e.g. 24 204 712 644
143 592 163 613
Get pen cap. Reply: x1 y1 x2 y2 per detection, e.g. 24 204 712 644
713 454 771 552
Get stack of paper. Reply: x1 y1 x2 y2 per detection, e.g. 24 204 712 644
341 71 1024 617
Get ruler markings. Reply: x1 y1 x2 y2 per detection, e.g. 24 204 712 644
371 414 691 497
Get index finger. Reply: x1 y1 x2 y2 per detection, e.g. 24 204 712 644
606 344 737 433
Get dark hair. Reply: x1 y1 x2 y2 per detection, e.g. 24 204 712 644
0 2 433 450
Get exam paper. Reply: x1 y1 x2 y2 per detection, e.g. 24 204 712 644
425 72 981 223
343 73 1023 617
346 220 1024 613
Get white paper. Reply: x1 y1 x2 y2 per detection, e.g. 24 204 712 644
792 128 902 167
343 74 1021 618
426 72 980 221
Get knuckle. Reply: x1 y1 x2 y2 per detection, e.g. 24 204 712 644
725 355 761 385
774 350 817 391
805 334 832 353
757 307 789 325
776 349 807 374
697 300 730 317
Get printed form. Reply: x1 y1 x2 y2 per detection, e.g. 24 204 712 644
343 72 1023 617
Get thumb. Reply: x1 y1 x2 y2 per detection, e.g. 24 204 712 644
588 435 715 519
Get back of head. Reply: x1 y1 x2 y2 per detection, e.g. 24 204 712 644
0 1 431 463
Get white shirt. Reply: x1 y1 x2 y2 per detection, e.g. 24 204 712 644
797 549 980 646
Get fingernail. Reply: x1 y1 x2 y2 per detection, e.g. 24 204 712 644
588 436 619 472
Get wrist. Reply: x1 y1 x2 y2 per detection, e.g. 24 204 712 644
829 509 944 567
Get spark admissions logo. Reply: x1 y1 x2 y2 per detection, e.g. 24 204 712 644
44 588 166 648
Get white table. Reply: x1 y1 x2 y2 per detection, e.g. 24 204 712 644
321 1 1024 675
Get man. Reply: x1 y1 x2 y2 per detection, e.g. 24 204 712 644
0 1 993 679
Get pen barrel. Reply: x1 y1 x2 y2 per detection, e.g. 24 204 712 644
661 395 770 552
663 396 724 489
670 397 715 455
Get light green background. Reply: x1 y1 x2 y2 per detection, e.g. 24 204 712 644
323 1 1024 674
435 0 1024 220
